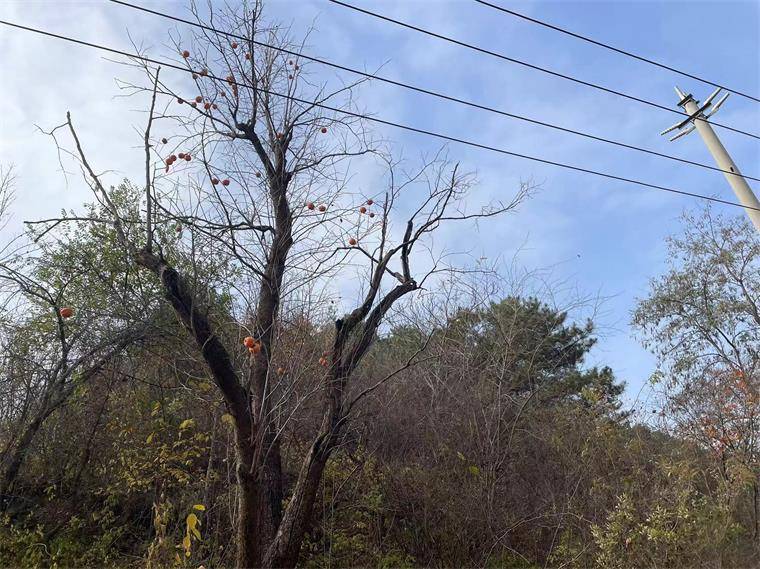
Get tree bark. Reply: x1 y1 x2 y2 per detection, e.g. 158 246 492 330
237 465 264 567
0 412 50 501
134 249 285 566
262 366 348 569
232 426 288 568
263 432 333 568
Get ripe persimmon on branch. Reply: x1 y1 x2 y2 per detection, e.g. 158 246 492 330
31 2 531 566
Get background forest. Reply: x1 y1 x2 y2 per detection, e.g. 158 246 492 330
0 1 758 568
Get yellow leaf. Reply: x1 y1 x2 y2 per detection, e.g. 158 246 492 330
221 413 235 427
179 419 195 431
186 512 199 531
146 433 154 444
182 535 191 551
191 526 201 540
193 504 206 511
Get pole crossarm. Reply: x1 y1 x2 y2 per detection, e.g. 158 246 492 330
662 86 760 232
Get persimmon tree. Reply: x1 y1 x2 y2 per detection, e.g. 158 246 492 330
0 185 154 503
41 2 529 566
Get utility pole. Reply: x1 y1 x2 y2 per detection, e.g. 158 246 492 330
661 86 760 232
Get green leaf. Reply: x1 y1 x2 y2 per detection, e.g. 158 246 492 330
468 465 480 476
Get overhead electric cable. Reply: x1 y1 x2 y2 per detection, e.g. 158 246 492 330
473 0 760 104
326 0 760 141
106 0 759 182
2 18 759 215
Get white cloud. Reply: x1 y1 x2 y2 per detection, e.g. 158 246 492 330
1 0 757 396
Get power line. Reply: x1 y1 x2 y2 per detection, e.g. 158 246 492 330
1 18 759 216
326 0 760 141
473 0 760 105
106 0 760 183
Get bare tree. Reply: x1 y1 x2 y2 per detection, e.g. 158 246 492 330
40 2 529 566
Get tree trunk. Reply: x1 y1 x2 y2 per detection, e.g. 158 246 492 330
263 438 331 568
135 250 280 567
235 450 286 568
263 436 284 532
262 391 345 569
237 468 265 568
0 411 50 502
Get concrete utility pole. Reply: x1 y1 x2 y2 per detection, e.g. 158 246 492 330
661 86 760 232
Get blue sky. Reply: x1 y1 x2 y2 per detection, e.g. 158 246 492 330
1 0 758 406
